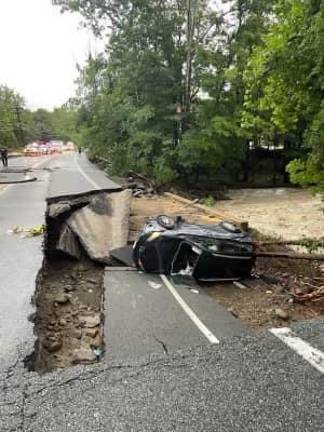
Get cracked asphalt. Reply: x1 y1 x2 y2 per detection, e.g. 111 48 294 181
1 320 323 432
1 155 323 431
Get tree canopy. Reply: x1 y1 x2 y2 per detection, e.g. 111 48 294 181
50 0 324 191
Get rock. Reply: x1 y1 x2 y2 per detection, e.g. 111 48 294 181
85 328 99 338
64 285 75 293
72 348 96 364
70 274 78 282
78 264 88 273
53 293 70 305
79 313 101 328
274 308 289 320
228 307 238 318
59 318 67 326
90 334 102 348
71 329 82 339
85 278 97 285
43 339 62 353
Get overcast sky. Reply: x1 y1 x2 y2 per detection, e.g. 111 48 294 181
0 0 101 110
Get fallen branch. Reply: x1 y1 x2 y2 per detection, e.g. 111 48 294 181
255 237 324 252
255 251 324 261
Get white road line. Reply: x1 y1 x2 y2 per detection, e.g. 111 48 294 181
74 154 100 190
270 327 324 374
160 275 219 344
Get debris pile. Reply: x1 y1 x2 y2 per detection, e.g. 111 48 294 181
33 260 105 371
282 269 324 307
126 172 157 197
256 257 324 315
30 188 132 372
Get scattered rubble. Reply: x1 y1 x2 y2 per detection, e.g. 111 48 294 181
126 172 157 197
29 186 132 372
274 308 289 320
31 258 105 372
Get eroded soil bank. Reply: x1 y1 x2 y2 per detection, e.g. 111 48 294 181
31 257 105 372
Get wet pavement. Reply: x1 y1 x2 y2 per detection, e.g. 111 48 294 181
1 320 323 432
47 153 121 202
0 156 52 370
104 270 248 361
0 154 121 371
0 154 323 432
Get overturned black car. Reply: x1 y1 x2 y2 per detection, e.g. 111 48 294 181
133 215 256 282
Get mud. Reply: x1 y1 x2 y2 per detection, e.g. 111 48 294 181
215 188 324 241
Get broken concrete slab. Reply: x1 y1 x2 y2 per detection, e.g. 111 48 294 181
48 202 71 218
66 190 132 264
57 224 82 259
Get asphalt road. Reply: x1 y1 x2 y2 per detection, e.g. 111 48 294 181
47 152 121 202
0 154 323 431
0 153 120 371
0 155 52 370
104 270 248 361
1 320 323 432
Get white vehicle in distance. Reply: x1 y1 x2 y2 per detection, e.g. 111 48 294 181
49 140 63 154
24 142 40 156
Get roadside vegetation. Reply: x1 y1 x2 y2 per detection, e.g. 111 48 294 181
50 0 324 192
0 84 78 149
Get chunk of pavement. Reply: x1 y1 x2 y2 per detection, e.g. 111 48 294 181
48 202 71 218
66 190 132 263
274 308 289 320
57 223 82 260
72 348 96 364
79 313 101 328
43 339 62 353
54 293 70 305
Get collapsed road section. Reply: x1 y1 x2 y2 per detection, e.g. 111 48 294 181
29 155 132 371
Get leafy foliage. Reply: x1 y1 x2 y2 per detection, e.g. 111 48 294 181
52 0 324 191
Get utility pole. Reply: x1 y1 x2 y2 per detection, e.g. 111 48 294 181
14 105 25 146
185 0 198 113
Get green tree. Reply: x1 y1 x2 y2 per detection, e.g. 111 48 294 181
53 0 279 186
243 0 324 191
0 85 26 149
